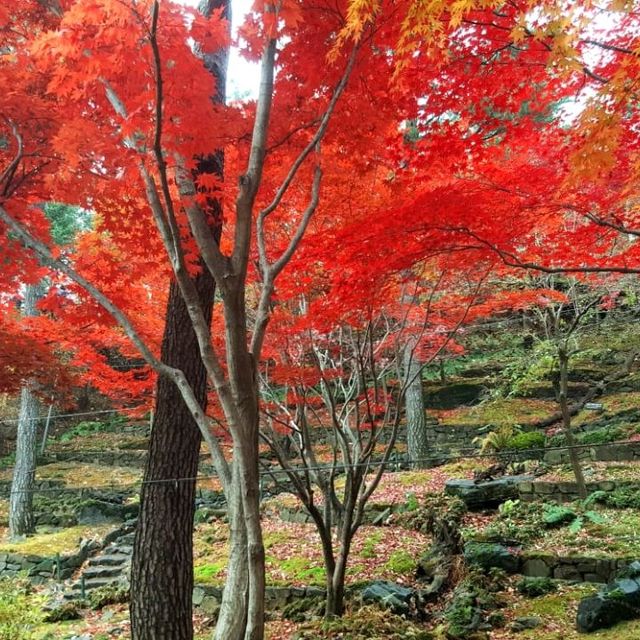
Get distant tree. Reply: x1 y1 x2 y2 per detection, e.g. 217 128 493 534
9 202 85 537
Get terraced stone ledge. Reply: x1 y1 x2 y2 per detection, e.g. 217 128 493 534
192 584 325 615
467 542 638 584
518 479 640 503
521 553 638 584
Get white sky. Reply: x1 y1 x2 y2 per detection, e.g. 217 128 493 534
227 0 260 100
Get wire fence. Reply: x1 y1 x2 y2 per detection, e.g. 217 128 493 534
2 437 637 495
0 406 147 426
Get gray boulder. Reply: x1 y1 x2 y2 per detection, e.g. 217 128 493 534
361 580 418 616
445 475 534 509
577 562 640 632
464 542 521 573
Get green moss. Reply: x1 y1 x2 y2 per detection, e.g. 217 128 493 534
384 550 414 574
438 397 555 427
0 525 113 556
507 431 546 450
193 561 227 585
263 530 289 548
505 583 640 639
361 531 383 559
276 557 325 584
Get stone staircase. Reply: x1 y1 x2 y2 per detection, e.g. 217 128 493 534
65 528 133 599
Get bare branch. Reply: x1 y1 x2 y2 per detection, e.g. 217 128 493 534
233 35 277 273
257 44 359 224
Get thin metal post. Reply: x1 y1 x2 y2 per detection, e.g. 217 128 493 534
40 404 54 455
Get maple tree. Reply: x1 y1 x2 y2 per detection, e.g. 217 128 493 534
260 256 499 616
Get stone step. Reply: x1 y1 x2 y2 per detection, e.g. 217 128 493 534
108 544 133 555
82 566 124 579
69 577 117 593
88 554 129 567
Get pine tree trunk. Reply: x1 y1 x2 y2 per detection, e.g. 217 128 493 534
130 271 215 640
403 341 429 468
130 2 228 636
9 282 43 538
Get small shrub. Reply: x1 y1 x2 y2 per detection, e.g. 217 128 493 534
542 504 604 532
547 433 566 448
444 591 477 638
295 605 433 639
43 601 82 622
59 421 108 442
516 577 558 598
59 414 128 442
0 452 16 470
543 505 577 527
443 568 507 638
473 424 519 453
404 492 419 512
0 578 43 640
88 583 129 609
586 487 640 509
580 427 623 446
396 494 466 544
506 431 545 451
473 500 543 544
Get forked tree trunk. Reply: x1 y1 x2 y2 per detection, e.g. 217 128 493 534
9 282 44 538
130 272 215 640
403 340 428 468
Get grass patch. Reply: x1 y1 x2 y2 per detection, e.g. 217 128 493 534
0 524 113 557
435 397 555 427
194 561 227 585
502 582 640 639
384 550 414 574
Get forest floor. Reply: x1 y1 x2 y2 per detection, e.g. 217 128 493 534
3 321 640 638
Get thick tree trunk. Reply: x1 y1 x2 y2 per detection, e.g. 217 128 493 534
403 341 429 468
130 271 215 640
9 282 43 538
130 2 228 636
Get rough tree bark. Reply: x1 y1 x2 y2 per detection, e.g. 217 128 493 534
558 345 588 500
9 282 43 538
129 270 215 640
403 339 429 468
130 2 229 636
